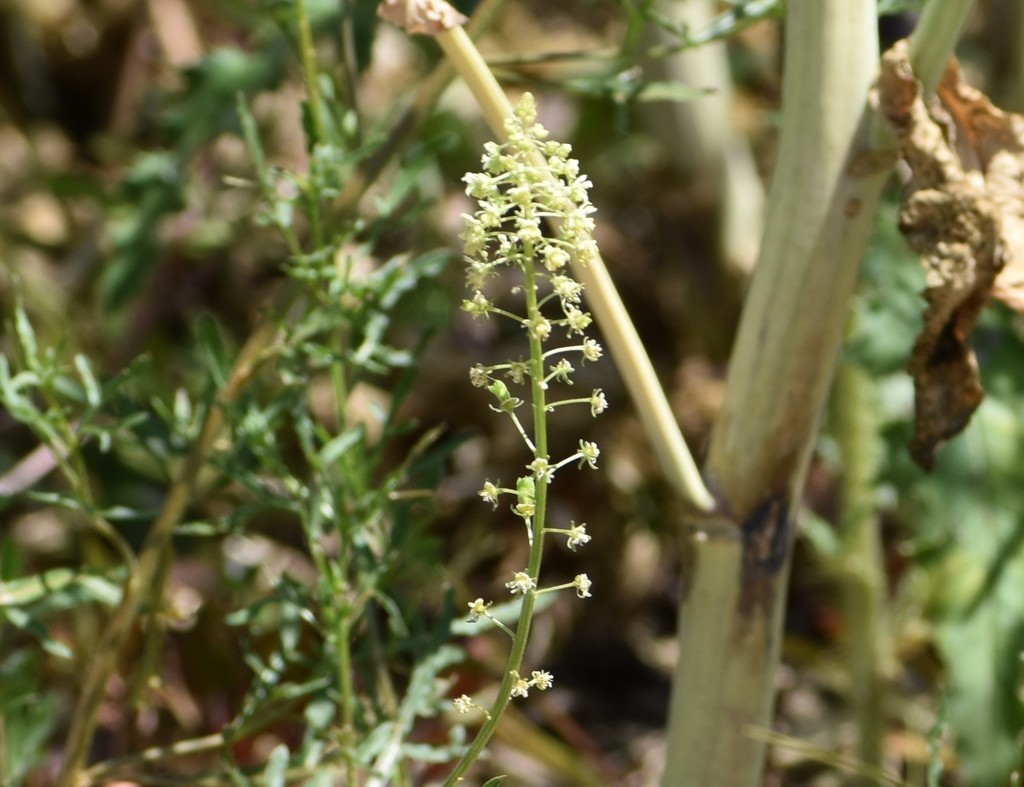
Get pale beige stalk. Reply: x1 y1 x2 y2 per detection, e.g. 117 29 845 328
662 0 976 784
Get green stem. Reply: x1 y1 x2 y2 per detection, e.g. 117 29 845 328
442 251 550 786
295 0 326 249
337 0 363 144
832 357 889 783
908 0 975 95
295 0 326 145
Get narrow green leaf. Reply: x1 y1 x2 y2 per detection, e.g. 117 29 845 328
264 743 290 787
317 427 363 467
237 93 270 188
0 566 124 608
195 314 230 388
2 608 73 659
73 354 101 408
13 304 39 372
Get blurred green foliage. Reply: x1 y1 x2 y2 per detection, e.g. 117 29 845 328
0 0 1022 784
851 196 1024 785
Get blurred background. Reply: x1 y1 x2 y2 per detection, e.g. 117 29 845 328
1 1 1024 784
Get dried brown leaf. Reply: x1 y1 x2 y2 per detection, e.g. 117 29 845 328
874 40 1024 468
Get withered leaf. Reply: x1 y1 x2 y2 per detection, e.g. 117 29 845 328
377 0 468 35
874 40 1024 469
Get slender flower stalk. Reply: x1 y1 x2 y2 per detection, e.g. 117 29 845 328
444 93 604 785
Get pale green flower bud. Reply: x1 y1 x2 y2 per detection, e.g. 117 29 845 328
488 380 522 412
514 476 536 520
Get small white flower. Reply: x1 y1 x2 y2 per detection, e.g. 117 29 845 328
461 219 487 256
469 364 490 387
510 673 531 698
575 237 599 265
479 481 500 508
508 184 532 207
550 358 574 384
573 573 593 599
506 570 536 595
464 172 498 200
566 522 591 551
466 260 496 290
467 598 490 622
514 497 535 519
531 670 554 690
581 338 603 362
551 274 583 304
517 216 542 244
565 307 592 335
578 440 600 469
529 316 552 341
528 457 553 482
506 360 529 384
462 291 492 317
542 245 571 271
479 201 504 228
453 694 475 713
590 389 608 416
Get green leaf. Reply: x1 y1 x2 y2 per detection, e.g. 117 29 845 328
0 651 58 781
195 314 231 388
13 303 39 372
2 607 73 659
264 743 290 787
0 566 125 609
481 777 507 787
102 152 186 308
74 353 101 409
317 427 363 467
622 81 714 104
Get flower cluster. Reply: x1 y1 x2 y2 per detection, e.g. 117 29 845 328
455 94 605 711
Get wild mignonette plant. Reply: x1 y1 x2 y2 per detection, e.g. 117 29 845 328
444 92 606 784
